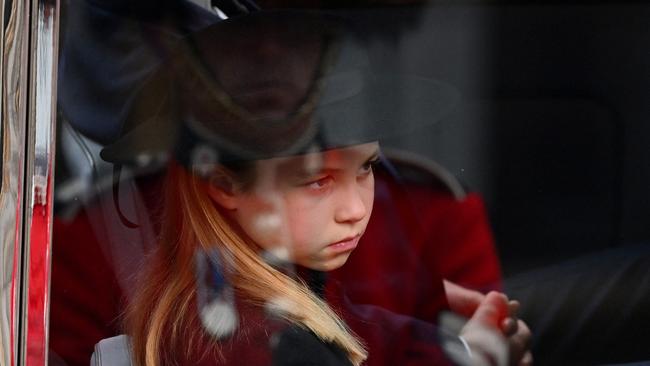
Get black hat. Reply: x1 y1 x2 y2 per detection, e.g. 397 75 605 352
100 10 459 172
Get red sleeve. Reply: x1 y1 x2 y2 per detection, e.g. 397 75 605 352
49 212 124 366
416 192 503 292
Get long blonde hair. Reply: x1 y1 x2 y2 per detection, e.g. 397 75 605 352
125 161 367 366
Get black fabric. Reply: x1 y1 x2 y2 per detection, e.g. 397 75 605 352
273 326 353 366
506 243 650 365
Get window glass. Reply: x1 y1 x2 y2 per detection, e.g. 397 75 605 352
50 1 650 365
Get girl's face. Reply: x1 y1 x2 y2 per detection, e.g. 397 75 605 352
212 142 379 271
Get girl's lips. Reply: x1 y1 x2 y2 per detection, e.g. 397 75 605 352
327 235 360 253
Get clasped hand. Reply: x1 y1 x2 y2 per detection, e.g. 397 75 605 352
444 280 533 366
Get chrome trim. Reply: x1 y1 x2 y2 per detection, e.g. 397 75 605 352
20 0 59 364
0 0 31 364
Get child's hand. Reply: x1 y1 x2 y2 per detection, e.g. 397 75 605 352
500 300 533 366
444 280 533 366
460 291 509 366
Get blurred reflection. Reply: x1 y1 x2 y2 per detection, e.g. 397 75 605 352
52 2 220 364
51 1 532 366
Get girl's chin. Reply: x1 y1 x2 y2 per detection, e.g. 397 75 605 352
302 252 352 272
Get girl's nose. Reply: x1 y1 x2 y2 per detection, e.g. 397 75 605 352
334 185 368 224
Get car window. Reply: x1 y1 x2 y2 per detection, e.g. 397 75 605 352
49 1 650 366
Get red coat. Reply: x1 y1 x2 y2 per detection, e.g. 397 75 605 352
50 169 501 365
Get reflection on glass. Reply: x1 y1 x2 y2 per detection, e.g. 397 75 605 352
51 2 523 366
50 1 650 366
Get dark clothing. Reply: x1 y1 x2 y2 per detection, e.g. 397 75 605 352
273 326 354 366
506 243 650 365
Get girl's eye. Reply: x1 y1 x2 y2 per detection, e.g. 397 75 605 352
360 159 380 175
305 176 333 190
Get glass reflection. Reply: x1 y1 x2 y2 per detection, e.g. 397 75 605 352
51 1 650 366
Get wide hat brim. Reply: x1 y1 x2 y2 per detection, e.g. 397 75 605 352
100 11 460 167
100 73 458 165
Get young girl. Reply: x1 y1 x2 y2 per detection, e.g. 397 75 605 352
95 9 530 366
126 144 378 366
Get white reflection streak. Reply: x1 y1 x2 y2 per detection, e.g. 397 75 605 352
253 212 282 235
196 251 238 339
303 144 324 177
214 7 228 20
265 296 296 317
252 161 294 262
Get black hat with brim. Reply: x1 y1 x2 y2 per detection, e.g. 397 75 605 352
99 10 460 171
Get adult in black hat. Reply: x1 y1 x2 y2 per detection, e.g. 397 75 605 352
92 7 529 366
